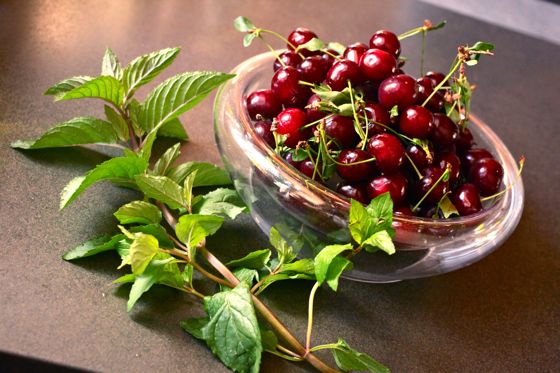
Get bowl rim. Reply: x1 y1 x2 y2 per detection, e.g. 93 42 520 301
224 50 523 228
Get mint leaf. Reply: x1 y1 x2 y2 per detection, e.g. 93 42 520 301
11 117 118 149
233 16 256 32
361 230 395 255
348 194 394 246
325 256 353 291
202 283 262 373
55 75 124 106
439 195 459 218
256 271 315 295
470 41 495 53
158 118 189 140
44 76 93 96
314 244 353 288
129 224 174 248
134 174 186 210
327 42 346 55
114 201 162 225
243 33 258 47
192 188 247 220
366 192 393 233
232 268 259 286
153 142 181 176
60 155 148 209
62 234 124 260
183 170 197 213
101 48 122 79
175 214 224 248
181 317 209 340
122 47 180 97
348 199 376 245
138 71 235 133
297 37 325 52
104 105 129 141
227 249 271 270
331 339 389 373
269 227 297 265
128 233 159 275
167 162 232 187
280 258 315 275
260 328 278 351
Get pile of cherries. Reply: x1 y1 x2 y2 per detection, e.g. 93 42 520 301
245 27 504 218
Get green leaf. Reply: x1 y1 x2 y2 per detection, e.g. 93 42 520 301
227 249 271 270
138 71 235 133
296 37 325 52
62 234 124 260
129 224 173 248
439 195 459 219
122 47 180 96
255 272 315 295
349 194 394 246
44 76 93 96
361 230 395 255
232 268 259 286
101 48 123 79
114 201 162 225
60 155 148 209
153 143 181 176
280 258 315 275
11 117 118 149
243 33 258 47
233 16 256 32
470 41 495 53
167 162 232 187
314 244 353 289
192 188 247 220
389 105 399 118
182 263 194 286
202 283 262 373
348 199 375 245
331 339 389 373
56 75 124 106
183 170 197 212
175 214 224 248
158 118 189 140
325 256 353 291
365 192 394 234
134 174 186 210
125 253 183 311
129 233 159 275
260 328 278 351
181 317 209 340
104 105 129 141
327 42 346 55
269 227 297 265
113 273 136 284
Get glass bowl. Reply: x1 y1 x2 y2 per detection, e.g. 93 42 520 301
213 51 524 283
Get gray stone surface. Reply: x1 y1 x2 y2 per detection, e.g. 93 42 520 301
0 0 559 372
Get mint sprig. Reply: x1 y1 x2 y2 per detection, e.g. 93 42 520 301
14 46 395 373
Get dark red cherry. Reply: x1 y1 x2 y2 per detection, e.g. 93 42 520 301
287 28 318 56
468 158 503 196
246 89 282 120
253 120 275 147
356 81 379 102
378 74 418 111
394 206 414 216
271 66 309 107
461 148 493 174
455 127 474 154
336 182 370 204
367 133 405 174
325 60 363 91
275 108 308 148
451 183 482 216
324 115 359 148
406 143 434 170
362 102 392 135
336 149 375 182
343 42 368 64
416 76 444 112
321 49 338 68
399 105 434 139
369 30 401 57
273 50 303 72
284 152 303 169
299 159 320 180
298 55 330 84
305 94 326 123
436 151 461 185
359 49 397 82
425 71 447 87
367 173 408 204
412 166 449 205
430 113 458 151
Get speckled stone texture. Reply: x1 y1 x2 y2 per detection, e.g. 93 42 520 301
0 1 559 372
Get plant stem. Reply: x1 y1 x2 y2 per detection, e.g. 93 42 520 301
422 59 461 107
157 203 340 373
412 167 450 212
306 282 321 352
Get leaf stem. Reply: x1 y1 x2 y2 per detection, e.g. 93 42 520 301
306 282 321 352
265 349 304 362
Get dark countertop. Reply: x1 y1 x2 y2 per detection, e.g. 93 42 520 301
1 1 559 372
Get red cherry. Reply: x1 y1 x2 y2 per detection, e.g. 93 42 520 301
299 159 320 180
305 94 326 123
271 66 310 107
297 55 330 84
369 30 401 57
367 133 405 174
455 127 474 154
359 49 397 82
325 60 363 91
416 76 444 112
468 158 503 196
367 173 408 204
342 42 368 64
436 151 461 185
430 113 458 151
406 143 434 170
378 74 418 111
287 28 319 56
273 51 303 72
362 102 392 135
412 166 449 205
336 182 370 204
246 89 282 120
451 183 482 216
425 71 447 87
284 152 303 169
399 105 434 139
275 108 308 148
324 115 359 148
253 120 275 147
461 148 493 174
336 149 375 182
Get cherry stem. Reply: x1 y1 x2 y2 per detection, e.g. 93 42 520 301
420 30 426 76
405 153 423 179
422 59 461 107
259 36 286 67
347 80 368 149
259 29 305 59
480 156 525 202
412 167 450 212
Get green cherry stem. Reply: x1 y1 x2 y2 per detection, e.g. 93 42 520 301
480 156 525 202
412 167 450 212
405 153 423 179
259 36 286 67
260 29 305 59
420 30 426 76
347 80 368 149
422 59 461 107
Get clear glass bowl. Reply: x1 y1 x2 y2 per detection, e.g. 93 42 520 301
213 51 524 283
